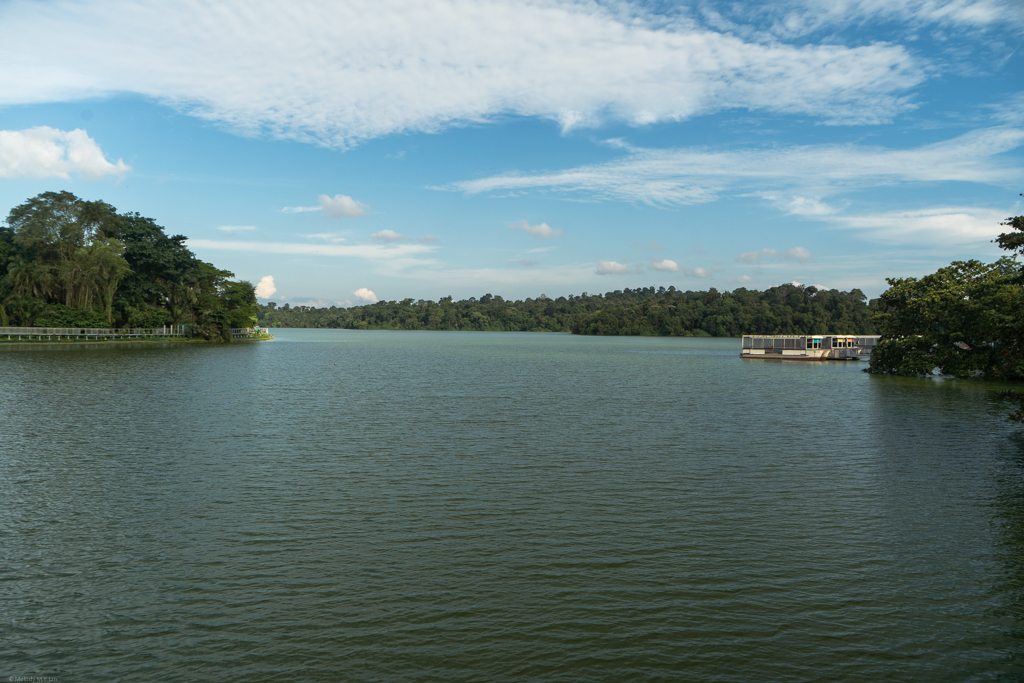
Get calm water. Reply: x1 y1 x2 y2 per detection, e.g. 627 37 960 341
2 329 1024 682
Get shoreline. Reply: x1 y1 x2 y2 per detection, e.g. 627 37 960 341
0 335 274 346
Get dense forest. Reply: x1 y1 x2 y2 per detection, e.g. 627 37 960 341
259 283 876 336
867 200 1024 421
0 192 257 340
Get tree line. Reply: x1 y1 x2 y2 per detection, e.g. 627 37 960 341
0 192 257 340
258 283 876 336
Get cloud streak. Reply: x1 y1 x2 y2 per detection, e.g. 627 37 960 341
711 0 1024 40
450 126 1024 205
187 239 434 260
0 0 927 148
736 247 812 264
829 206 1011 244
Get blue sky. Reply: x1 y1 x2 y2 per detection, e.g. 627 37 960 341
1 0 1021 305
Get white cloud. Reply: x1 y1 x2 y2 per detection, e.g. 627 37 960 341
306 232 346 243
829 206 1010 244
417 234 438 243
508 220 562 239
718 0 1023 40
255 275 277 298
0 0 926 148
0 126 129 179
683 266 713 278
320 194 368 219
450 126 1024 204
737 247 812 264
736 251 764 264
371 229 406 242
353 287 378 303
732 274 754 284
784 247 812 262
187 239 434 261
282 194 367 216
217 225 256 232
651 259 680 272
596 260 632 275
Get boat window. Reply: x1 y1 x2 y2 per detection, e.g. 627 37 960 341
743 337 752 348
753 338 763 348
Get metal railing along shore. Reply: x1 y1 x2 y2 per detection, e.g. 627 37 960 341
0 326 270 341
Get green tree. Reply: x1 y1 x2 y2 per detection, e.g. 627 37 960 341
868 259 1023 379
0 192 255 338
222 280 258 329
868 198 1024 427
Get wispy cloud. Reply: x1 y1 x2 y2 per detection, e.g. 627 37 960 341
417 234 438 243
737 247 812 264
187 239 434 261
828 206 1010 244
282 193 368 217
683 266 714 278
508 220 562 239
711 0 1024 40
0 126 129 179
759 194 1013 244
306 232 347 243
0 0 926 148
449 126 1024 205
217 225 256 233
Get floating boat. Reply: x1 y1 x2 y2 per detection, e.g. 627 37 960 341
740 334 880 361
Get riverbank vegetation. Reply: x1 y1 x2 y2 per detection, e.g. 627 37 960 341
867 199 1024 421
0 192 257 340
259 283 876 336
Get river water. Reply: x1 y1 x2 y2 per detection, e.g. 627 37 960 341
2 329 1023 681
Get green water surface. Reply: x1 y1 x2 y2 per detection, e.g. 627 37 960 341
2 330 1023 681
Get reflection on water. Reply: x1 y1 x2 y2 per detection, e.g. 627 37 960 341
1 330 1023 682
992 431 1024 675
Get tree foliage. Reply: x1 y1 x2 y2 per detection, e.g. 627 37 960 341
868 201 1024 388
0 192 257 339
258 283 876 336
